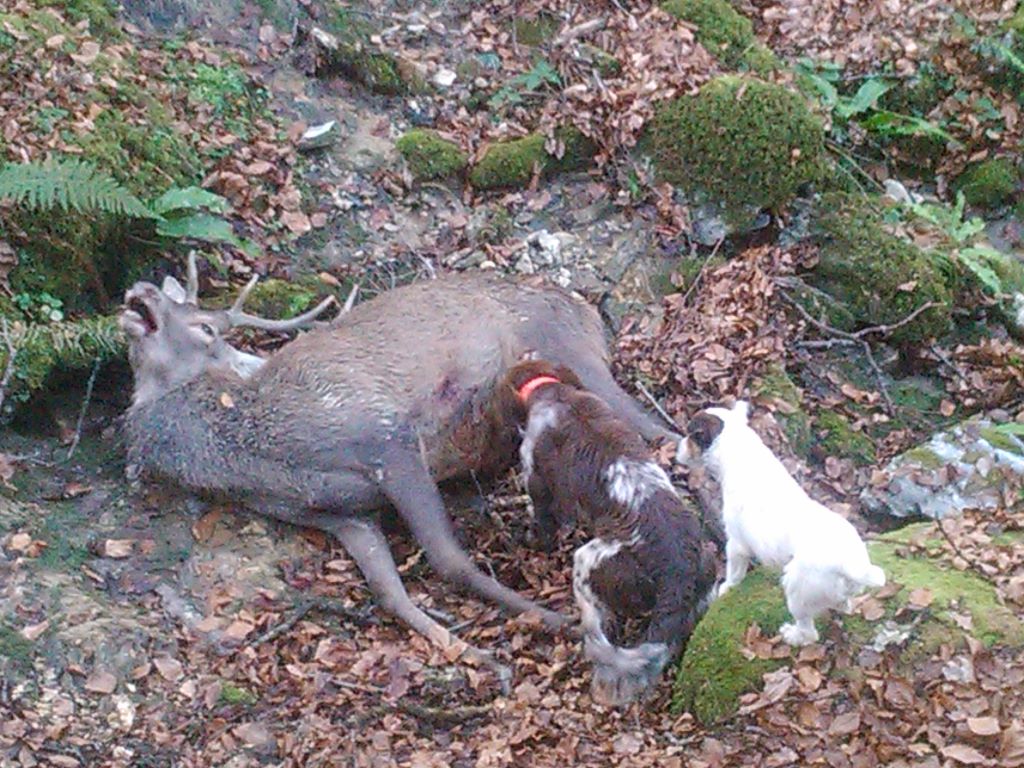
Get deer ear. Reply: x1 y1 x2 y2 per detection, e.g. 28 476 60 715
162 276 188 304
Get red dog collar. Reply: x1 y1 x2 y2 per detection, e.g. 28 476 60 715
517 375 560 402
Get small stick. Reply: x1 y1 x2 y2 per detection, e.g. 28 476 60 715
66 356 101 461
634 379 679 431
680 235 725 307
936 516 990 580
0 318 17 415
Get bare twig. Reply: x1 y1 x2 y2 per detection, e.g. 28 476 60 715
66 356 101 461
554 17 605 45
680 235 725 306
779 291 941 415
244 597 374 652
930 344 968 383
0 318 16 415
634 379 679 432
936 517 991 581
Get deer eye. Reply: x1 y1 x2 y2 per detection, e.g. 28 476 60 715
199 323 216 337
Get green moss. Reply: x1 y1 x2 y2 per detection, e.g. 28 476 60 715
815 411 877 465
219 682 258 706
1007 4 1024 34
869 525 1024 647
644 76 824 226
395 130 468 181
979 426 1024 454
73 108 203 195
0 314 125 414
902 446 946 470
210 277 336 320
0 622 36 674
317 8 409 95
469 127 595 189
31 0 120 40
513 15 558 46
672 568 789 723
672 523 1024 723
34 502 93 571
752 364 813 457
809 193 952 346
661 0 778 74
954 158 1020 209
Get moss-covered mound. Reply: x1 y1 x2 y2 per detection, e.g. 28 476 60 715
661 0 777 74
809 193 952 346
954 157 1020 209
672 522 1024 723
0 314 125 415
395 130 468 181
644 76 824 225
314 7 414 95
815 411 876 466
752 364 813 458
469 127 595 189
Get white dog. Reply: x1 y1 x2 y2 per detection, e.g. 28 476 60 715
677 401 886 645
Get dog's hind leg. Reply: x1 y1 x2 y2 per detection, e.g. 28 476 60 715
779 561 822 646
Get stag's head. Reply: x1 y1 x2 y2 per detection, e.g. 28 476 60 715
121 253 340 406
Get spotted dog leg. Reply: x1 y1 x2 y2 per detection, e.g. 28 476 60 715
573 539 669 707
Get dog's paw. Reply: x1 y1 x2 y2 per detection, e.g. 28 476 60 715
717 581 733 599
780 622 819 646
589 663 661 708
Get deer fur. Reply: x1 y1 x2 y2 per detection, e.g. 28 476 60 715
494 361 718 706
121 259 679 686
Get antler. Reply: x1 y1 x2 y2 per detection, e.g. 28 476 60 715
185 251 200 305
226 275 340 332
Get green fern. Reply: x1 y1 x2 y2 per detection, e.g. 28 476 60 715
0 157 155 219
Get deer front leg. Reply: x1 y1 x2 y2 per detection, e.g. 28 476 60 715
326 515 512 691
378 446 572 631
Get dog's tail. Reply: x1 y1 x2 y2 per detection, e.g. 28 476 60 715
583 634 670 679
844 562 886 589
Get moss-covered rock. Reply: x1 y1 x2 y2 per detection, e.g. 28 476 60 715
315 9 412 95
809 193 952 346
752 364 813 457
644 76 824 226
395 130 468 181
672 522 1024 723
815 411 877 465
954 158 1020 209
661 0 778 74
469 127 596 189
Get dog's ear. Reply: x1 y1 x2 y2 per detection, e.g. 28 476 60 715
551 363 583 389
687 412 724 451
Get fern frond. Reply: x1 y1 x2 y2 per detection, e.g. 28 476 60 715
0 157 155 219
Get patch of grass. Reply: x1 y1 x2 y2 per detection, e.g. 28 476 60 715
0 621 36 673
35 503 93 572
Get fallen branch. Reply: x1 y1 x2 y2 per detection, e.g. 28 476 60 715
245 597 375 651
779 290 941 415
396 700 492 725
554 17 605 46
680 235 725 307
634 378 680 433
936 516 991 582
0 318 17 414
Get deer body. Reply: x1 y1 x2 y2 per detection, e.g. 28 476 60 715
123 264 676 685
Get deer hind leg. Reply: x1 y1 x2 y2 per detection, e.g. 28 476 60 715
379 447 572 632
567 357 680 444
327 516 512 691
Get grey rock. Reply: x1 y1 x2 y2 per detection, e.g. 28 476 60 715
860 415 1024 519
